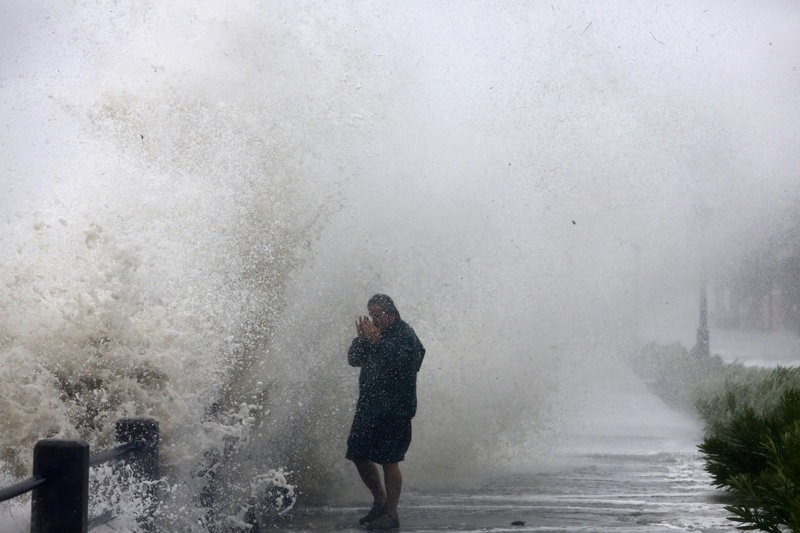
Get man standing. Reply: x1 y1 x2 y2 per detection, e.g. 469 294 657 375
346 294 425 530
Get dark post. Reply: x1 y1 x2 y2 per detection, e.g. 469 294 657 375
116 418 159 529
31 439 90 533
694 284 710 358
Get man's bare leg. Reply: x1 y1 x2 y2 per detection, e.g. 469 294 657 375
382 462 402 519
354 459 387 505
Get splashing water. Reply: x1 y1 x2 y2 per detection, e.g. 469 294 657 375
2 1 799 529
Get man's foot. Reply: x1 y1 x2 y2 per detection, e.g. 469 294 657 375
366 513 399 530
358 503 386 525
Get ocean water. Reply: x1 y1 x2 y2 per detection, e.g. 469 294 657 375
2 1 799 531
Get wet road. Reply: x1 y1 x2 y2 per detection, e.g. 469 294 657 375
275 451 732 532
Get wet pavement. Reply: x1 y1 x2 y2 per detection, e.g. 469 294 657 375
274 451 732 532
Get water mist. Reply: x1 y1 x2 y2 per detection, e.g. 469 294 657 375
2 1 799 530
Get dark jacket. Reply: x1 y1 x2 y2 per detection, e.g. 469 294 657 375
348 319 425 419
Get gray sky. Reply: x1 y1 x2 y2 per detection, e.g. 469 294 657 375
2 1 799 313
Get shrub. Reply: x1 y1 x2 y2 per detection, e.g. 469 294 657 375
699 385 800 532
630 345 800 532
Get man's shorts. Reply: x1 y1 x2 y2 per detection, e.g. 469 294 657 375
345 415 412 464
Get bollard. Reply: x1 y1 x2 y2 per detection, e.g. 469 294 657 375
31 439 89 533
116 418 159 529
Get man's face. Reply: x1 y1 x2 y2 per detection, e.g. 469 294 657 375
368 304 391 331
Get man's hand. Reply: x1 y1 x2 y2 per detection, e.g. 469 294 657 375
357 316 381 344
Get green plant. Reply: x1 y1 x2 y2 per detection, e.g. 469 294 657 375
700 388 800 532
629 344 800 532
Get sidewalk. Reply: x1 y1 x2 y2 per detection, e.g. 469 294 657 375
274 451 730 532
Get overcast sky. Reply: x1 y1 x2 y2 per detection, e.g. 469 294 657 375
1 1 799 321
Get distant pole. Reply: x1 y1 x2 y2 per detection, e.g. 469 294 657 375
694 284 710 358
31 439 90 533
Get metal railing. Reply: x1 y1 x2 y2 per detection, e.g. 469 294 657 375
0 417 159 532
